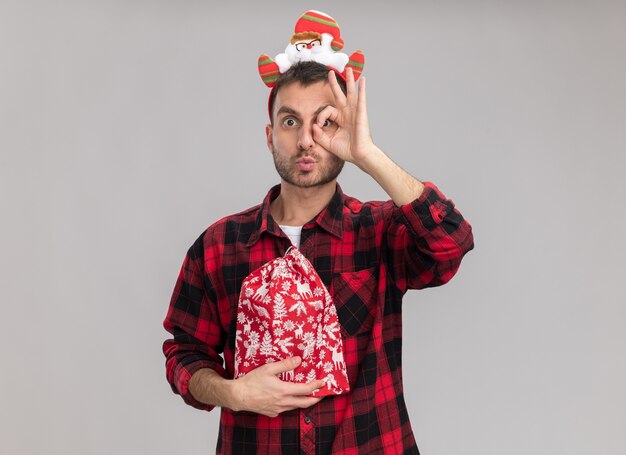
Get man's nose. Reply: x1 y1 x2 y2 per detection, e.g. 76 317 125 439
297 124 315 150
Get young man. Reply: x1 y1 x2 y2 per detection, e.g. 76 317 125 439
163 59 474 454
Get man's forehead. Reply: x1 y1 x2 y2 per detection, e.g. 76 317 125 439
274 81 334 116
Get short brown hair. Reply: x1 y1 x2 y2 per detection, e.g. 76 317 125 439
268 61 347 123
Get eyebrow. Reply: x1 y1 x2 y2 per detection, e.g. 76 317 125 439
276 104 332 120
276 106 300 118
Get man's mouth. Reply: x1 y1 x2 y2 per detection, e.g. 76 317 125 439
296 157 316 171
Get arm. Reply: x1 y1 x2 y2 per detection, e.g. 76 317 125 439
313 68 473 289
189 358 325 418
313 68 424 206
163 239 228 412
164 237 325 416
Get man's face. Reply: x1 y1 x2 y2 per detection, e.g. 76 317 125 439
266 81 344 188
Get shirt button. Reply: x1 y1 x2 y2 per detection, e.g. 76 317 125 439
304 416 311 424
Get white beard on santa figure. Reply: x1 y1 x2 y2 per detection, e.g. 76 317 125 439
275 32 349 74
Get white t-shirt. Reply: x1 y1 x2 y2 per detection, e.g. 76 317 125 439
279 225 303 248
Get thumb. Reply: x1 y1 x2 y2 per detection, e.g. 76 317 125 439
312 124 332 151
264 356 301 375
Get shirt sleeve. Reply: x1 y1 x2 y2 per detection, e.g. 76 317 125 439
162 238 228 412
387 181 474 292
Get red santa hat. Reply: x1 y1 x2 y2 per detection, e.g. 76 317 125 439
293 10 344 51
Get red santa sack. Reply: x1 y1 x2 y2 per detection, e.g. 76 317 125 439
234 247 350 397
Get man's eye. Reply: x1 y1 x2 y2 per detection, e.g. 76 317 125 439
322 119 334 127
283 118 297 127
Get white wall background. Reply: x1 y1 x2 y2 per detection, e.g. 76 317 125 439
1 0 624 454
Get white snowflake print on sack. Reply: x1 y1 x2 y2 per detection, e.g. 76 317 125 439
233 247 350 396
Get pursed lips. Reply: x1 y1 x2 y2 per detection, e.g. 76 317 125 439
296 156 316 171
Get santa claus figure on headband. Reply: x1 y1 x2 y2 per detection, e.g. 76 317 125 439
258 10 365 87
275 26 349 73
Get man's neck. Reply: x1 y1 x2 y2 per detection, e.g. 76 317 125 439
270 180 337 226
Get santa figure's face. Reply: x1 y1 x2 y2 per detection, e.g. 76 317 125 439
295 38 321 52
285 32 333 62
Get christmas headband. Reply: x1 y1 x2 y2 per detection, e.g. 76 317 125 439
258 10 365 115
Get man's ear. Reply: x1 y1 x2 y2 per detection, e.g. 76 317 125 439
266 124 273 152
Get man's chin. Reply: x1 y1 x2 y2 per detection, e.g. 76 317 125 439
273 155 344 189
282 172 334 189
299 177 343 189
288 179 330 189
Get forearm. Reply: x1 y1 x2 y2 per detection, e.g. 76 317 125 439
357 145 424 206
189 368 239 411
188 358 326 417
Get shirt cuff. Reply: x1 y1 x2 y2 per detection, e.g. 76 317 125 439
397 181 454 235
172 360 229 412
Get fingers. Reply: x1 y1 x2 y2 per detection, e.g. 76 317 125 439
328 70 347 108
345 67 357 106
238 362 327 417
329 68 358 108
356 76 369 127
312 105 339 151
312 123 332 151
261 358 326 394
316 105 339 127
263 356 301 375
279 378 327 397
260 396 323 418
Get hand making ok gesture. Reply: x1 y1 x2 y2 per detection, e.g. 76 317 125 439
312 67 376 168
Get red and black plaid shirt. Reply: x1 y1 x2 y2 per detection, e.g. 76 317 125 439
163 182 474 454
